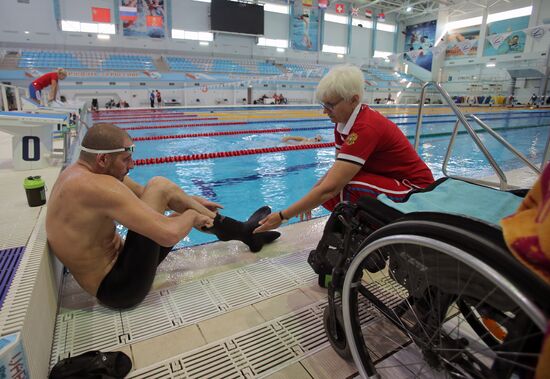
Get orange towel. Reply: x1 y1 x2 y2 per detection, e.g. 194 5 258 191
501 163 550 379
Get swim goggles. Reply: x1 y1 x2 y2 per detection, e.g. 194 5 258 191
80 144 135 154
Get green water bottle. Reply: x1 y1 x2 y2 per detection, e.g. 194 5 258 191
23 176 46 207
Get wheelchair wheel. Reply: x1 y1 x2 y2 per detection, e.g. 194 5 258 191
322 305 352 361
340 217 549 379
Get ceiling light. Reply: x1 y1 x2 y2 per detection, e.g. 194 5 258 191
199 41 209 46
276 47 285 52
486 63 496 67
97 34 110 40
337 54 344 58
24 31 30 34
406 6 412 12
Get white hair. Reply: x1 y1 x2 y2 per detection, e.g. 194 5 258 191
315 64 364 102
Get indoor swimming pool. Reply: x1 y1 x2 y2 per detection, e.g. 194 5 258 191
105 108 550 248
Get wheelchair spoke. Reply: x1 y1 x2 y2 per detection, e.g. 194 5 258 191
340 235 545 379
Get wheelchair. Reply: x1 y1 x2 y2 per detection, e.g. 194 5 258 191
308 177 550 378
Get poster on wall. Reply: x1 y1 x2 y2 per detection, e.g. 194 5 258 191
404 20 437 71
445 27 480 59
484 16 529 56
290 2 319 51
120 0 165 38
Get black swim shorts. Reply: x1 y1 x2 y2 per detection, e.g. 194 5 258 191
96 230 173 310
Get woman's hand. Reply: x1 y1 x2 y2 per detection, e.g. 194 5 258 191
254 212 282 233
299 210 312 221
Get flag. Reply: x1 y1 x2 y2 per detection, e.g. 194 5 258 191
335 3 345 13
365 9 372 19
92 7 111 23
456 40 474 55
351 7 358 16
318 0 328 9
303 0 312 7
530 26 545 40
119 6 137 22
378 13 385 21
146 15 163 27
486 32 511 50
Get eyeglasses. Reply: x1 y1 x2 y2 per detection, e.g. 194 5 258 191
80 144 135 154
320 98 344 112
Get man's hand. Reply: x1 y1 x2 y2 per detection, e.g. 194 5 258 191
194 197 223 212
254 213 282 233
193 213 214 229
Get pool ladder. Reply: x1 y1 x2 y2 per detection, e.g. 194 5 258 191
414 82 548 190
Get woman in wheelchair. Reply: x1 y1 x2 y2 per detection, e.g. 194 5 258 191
308 168 550 378
254 64 434 233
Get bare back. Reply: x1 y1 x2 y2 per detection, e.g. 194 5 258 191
46 164 125 295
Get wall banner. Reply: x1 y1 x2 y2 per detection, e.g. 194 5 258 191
404 20 437 71
291 1 319 51
484 16 529 56
120 0 165 38
446 27 480 59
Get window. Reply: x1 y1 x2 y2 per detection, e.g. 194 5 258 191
487 6 532 23
322 44 347 54
264 2 288 14
257 37 288 48
446 16 482 32
325 13 348 24
61 20 116 34
377 23 396 33
172 29 213 41
373 50 392 58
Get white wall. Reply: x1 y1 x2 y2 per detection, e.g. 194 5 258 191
0 0 400 65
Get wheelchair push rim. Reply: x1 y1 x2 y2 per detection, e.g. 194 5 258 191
342 234 547 379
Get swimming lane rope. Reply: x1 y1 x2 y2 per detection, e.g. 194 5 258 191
122 121 247 130
133 142 335 166
132 126 332 141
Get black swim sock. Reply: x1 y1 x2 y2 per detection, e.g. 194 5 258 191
206 206 281 252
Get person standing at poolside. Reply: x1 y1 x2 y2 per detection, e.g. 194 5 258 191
255 64 434 231
29 68 67 105
46 123 280 310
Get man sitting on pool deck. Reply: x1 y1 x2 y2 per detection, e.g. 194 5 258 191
46 123 280 310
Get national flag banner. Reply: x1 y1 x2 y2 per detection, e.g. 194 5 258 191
335 3 345 14
92 7 111 23
303 0 312 7
146 15 163 27
378 13 385 21
456 40 474 55
351 7 358 16
119 6 137 22
530 26 545 40
318 0 328 9
365 9 372 19
486 32 511 50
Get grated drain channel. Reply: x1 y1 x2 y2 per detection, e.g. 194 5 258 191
51 250 318 365
128 302 328 379
0 246 25 310
127 278 408 378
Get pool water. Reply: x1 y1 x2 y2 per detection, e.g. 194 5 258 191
119 109 550 248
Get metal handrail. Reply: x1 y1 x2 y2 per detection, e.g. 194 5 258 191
414 81 542 189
